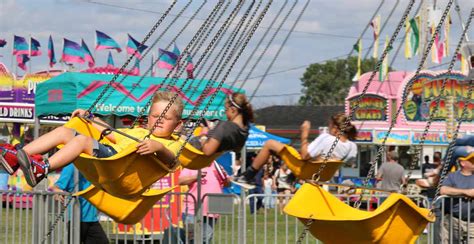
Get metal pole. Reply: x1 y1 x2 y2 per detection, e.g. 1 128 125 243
195 169 203 243
239 146 247 244
72 168 81 244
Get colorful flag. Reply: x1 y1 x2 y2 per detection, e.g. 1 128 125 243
0 39 7 48
431 25 441 64
48 36 56 68
157 48 178 70
95 30 122 52
352 39 362 81
409 17 420 57
107 51 114 67
186 55 194 79
17 54 30 71
173 43 181 57
405 19 412 59
62 38 85 64
30 37 41 56
126 34 148 58
379 36 389 81
131 58 140 75
13 35 29 55
370 15 381 59
81 39 95 68
444 14 451 56
460 54 468 74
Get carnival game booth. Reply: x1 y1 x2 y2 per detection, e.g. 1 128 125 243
34 72 243 239
346 70 474 178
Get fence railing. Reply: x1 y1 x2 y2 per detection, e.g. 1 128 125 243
2 189 473 243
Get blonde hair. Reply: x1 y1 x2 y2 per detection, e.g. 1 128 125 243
152 91 184 119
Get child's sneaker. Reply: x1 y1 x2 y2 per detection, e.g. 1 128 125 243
0 144 20 175
17 149 49 187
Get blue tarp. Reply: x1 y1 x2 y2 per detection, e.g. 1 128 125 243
245 125 291 149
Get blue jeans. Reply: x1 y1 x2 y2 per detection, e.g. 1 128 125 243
181 213 216 244
446 136 474 167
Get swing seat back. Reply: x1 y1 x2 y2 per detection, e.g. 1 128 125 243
459 153 474 164
284 183 435 244
63 117 174 198
278 145 343 181
179 143 222 170
76 185 175 224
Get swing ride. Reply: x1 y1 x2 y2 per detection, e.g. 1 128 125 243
6 0 474 242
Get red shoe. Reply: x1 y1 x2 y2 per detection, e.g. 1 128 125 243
0 144 19 175
17 149 49 187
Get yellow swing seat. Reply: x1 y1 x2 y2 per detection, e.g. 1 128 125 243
62 117 175 199
178 142 222 170
284 183 435 244
278 145 343 181
460 153 474 163
76 184 175 224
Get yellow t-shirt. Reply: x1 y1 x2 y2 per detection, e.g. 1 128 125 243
104 127 182 156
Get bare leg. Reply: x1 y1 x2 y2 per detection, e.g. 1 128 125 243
251 140 285 170
23 126 76 155
47 135 94 171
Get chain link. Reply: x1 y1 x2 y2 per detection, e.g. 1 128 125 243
87 0 177 113
296 216 314 244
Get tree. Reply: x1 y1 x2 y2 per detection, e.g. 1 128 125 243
299 57 389 105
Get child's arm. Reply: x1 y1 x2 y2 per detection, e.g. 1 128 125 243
136 139 176 165
72 109 117 143
299 120 311 160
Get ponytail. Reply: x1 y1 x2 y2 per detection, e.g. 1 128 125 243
230 93 254 126
330 113 357 140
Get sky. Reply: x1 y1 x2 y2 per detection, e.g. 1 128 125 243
1 0 473 108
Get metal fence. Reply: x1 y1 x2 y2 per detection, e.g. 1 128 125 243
2 189 473 243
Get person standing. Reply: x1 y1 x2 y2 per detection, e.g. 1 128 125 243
51 164 108 244
377 150 405 192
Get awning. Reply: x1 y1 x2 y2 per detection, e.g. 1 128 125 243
246 125 291 149
35 72 244 120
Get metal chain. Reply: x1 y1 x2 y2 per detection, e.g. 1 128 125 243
108 0 196 113
87 0 177 113
174 0 272 163
353 0 454 208
131 0 227 127
145 0 246 140
404 7 474 188
296 216 314 244
310 0 416 183
41 195 74 243
231 0 290 89
248 0 306 100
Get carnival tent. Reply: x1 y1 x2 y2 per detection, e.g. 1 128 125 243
246 125 291 149
35 72 243 120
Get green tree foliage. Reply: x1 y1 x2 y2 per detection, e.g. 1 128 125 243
299 57 388 105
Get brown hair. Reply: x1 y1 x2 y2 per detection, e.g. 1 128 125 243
228 92 254 126
329 113 357 140
152 91 184 118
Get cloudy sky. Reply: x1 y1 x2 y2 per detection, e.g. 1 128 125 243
1 0 473 108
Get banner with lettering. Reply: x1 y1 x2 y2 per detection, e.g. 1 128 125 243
402 72 474 122
348 94 388 121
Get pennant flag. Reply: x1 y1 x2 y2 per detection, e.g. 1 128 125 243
379 36 390 81
131 58 140 75
96 30 121 52
107 51 115 67
186 55 194 79
409 17 420 57
405 19 412 59
352 40 362 81
445 14 451 56
431 25 441 64
126 34 147 58
30 37 42 56
81 39 95 68
461 54 468 74
370 15 381 59
157 48 178 70
62 38 85 64
48 36 56 68
17 54 30 71
173 43 181 57
13 35 29 55
0 39 7 48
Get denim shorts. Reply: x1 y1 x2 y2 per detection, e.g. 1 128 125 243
92 141 117 158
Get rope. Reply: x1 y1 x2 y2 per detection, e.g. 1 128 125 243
87 0 178 113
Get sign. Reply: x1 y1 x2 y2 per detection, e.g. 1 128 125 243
354 130 373 143
0 103 35 122
403 73 474 122
411 132 450 145
374 130 411 145
349 94 387 121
